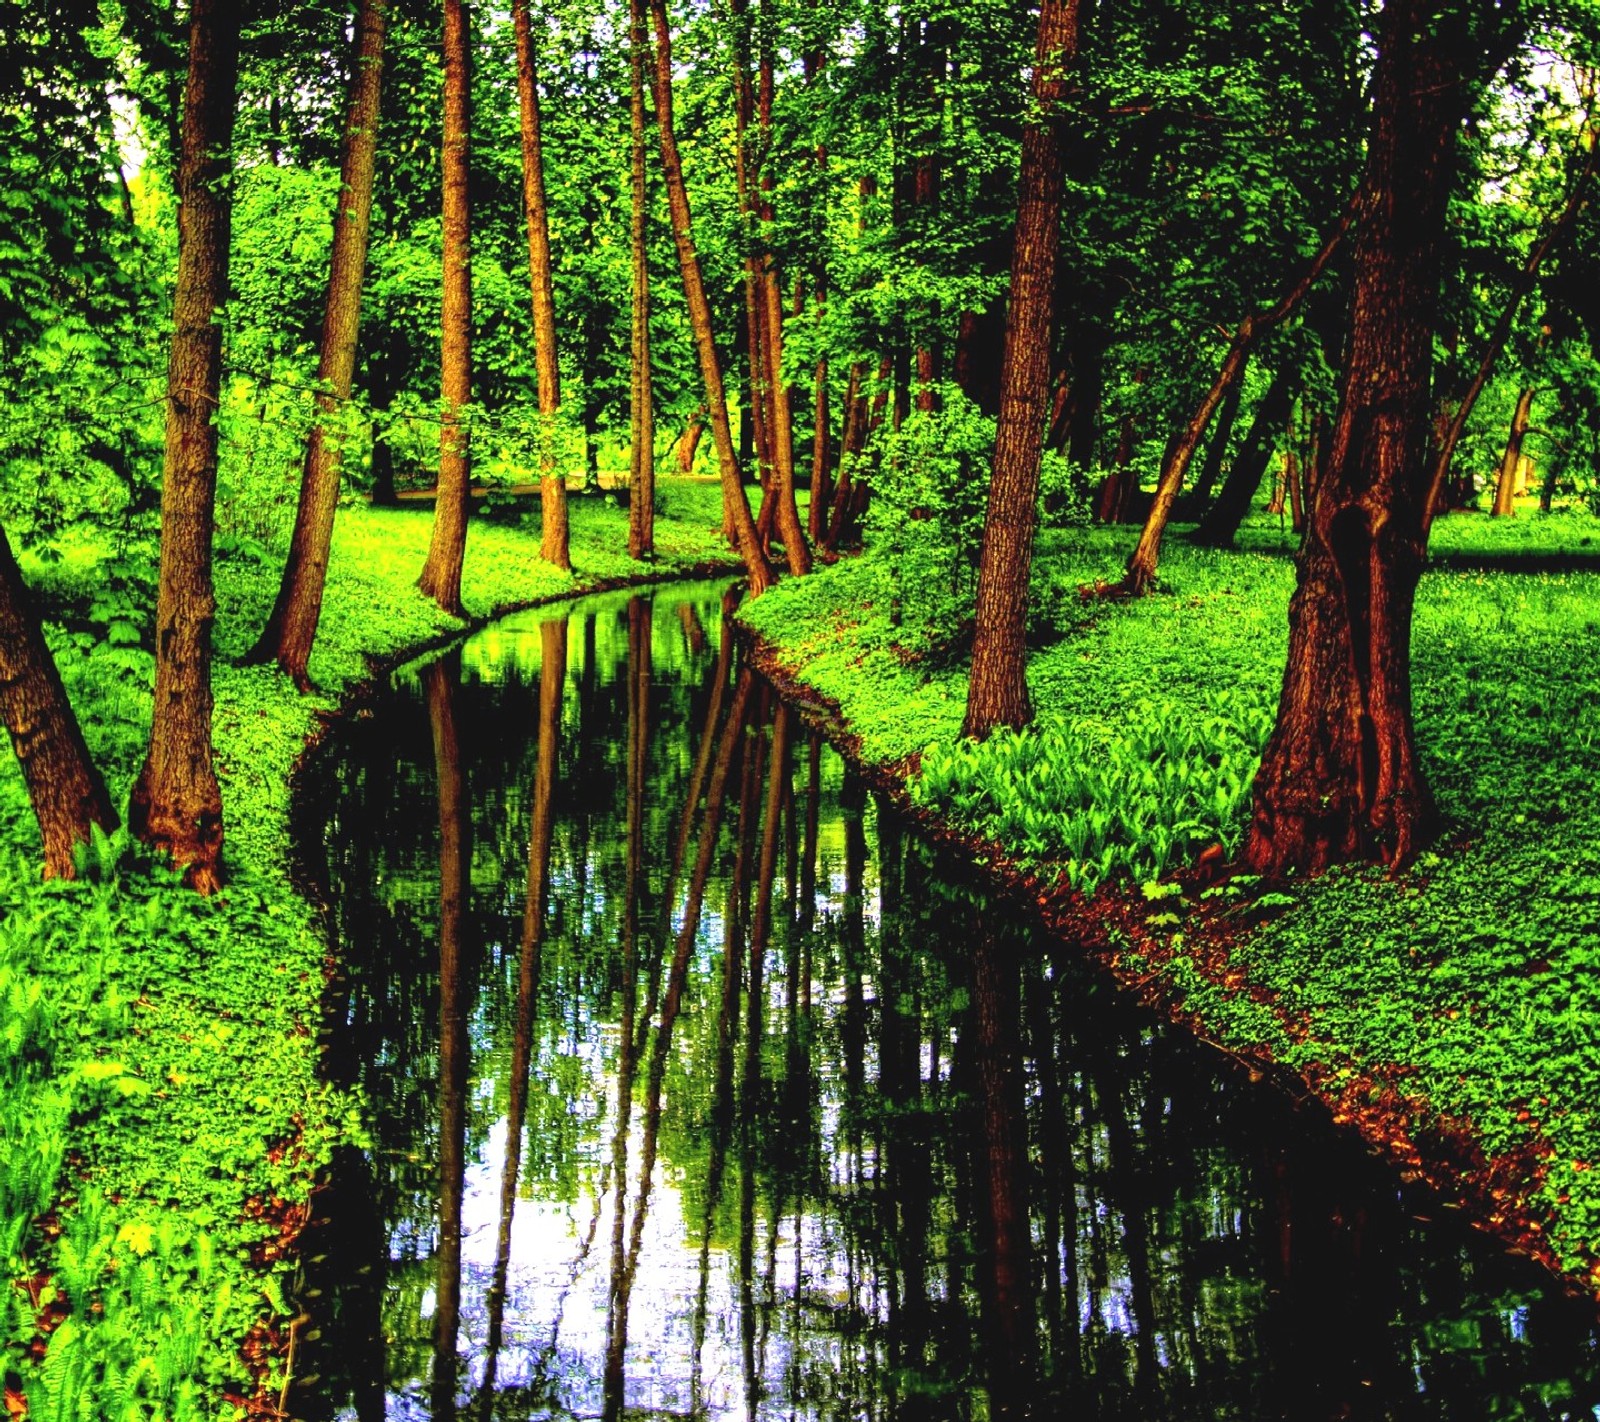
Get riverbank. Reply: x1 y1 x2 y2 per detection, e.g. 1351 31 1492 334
0 486 736 1417
737 511 1600 1302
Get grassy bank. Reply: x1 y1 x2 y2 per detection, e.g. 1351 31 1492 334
738 510 1600 1294
0 485 733 1418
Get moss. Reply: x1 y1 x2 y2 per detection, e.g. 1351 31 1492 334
0 488 733 1418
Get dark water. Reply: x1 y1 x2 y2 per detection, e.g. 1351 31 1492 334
294 582 1600 1421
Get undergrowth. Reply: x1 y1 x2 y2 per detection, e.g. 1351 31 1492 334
0 487 732 1418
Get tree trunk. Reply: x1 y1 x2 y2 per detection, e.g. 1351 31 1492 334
0 525 117 878
1245 0 1474 877
1491 386 1535 516
1124 199 1353 595
647 0 774 593
1422 130 1597 532
1176 368 1242 516
250 0 387 686
1190 360 1296 547
674 412 705 473
128 0 239 893
962 0 1079 739
512 0 571 571
627 0 655 560
418 0 473 614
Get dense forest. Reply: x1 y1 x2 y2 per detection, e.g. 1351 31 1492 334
2 0 1600 1414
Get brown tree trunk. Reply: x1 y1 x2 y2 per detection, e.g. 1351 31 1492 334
1124 199 1353 595
963 0 1079 738
251 0 388 686
128 0 239 893
1422 129 1596 532
756 70 810 574
674 412 705 472
628 0 655 560
1190 359 1296 547
1245 0 1474 876
1286 444 1304 531
0 525 117 878
418 0 473 614
512 0 571 571
1492 386 1535 516
647 0 774 593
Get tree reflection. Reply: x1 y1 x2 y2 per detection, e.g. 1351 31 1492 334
299 586 1600 1422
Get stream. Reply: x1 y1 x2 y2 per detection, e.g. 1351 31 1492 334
292 581 1600 1421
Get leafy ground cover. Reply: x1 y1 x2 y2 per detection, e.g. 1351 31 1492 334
738 508 1600 1294
0 486 732 1419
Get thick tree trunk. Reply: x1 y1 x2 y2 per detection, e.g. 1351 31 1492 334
962 0 1079 738
251 0 387 686
418 0 473 614
1190 360 1296 547
627 0 655 560
1491 386 1535 516
1245 0 1472 876
647 0 774 593
0 525 117 878
128 0 239 893
512 0 570 571
674 412 705 473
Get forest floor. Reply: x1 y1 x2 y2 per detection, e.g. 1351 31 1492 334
0 484 735 1418
738 507 1600 1305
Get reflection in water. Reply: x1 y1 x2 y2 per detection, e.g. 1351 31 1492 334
296 583 1600 1421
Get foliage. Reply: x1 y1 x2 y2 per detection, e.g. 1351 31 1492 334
0 491 734 1412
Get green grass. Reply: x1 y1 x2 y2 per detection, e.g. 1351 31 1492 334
0 485 733 1418
739 507 1600 1291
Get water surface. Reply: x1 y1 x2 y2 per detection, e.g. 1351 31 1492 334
295 582 1600 1420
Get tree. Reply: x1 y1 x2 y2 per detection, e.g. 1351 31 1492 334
646 0 775 594
1244 0 1514 876
0 523 116 879
627 0 656 560
128 0 241 893
962 0 1081 739
513 0 571 572
417 0 473 615
250 0 389 687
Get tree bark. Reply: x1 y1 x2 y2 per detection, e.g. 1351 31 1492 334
1491 386 1535 516
628 0 655 560
1189 360 1297 546
418 0 473 614
647 0 774 593
0 525 117 878
251 0 388 686
128 0 239 893
1124 199 1354 595
512 0 571 571
962 0 1079 739
1245 0 1475 876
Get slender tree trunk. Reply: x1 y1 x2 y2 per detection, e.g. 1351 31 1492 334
1286 443 1304 531
1422 130 1597 532
647 0 774 592
1492 386 1535 516
1190 360 1296 546
418 0 473 614
1124 200 1353 595
627 0 655 560
674 412 706 473
511 0 570 571
128 0 239 893
251 0 388 686
1176 368 1242 516
962 0 1079 739
0 525 117 878
1245 0 1476 876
